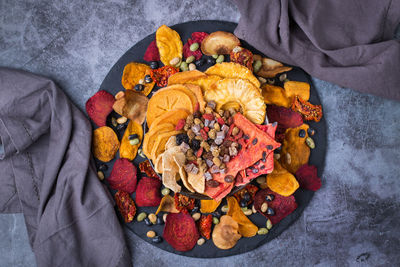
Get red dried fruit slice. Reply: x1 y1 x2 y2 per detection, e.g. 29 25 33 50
183 38 203 61
139 160 159 179
107 158 138 194
150 66 179 87
174 193 195 214
198 214 212 240
291 96 323 122
114 190 136 223
254 188 298 224
191 32 209 44
143 39 160 62
295 164 322 191
135 177 162 207
163 213 199 251
267 105 303 130
85 90 115 127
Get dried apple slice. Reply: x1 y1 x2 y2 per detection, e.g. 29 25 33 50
201 31 240 56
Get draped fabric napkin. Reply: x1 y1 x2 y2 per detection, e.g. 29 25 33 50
231 0 400 101
0 68 131 267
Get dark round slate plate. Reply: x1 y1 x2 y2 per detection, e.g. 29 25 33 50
98 20 327 258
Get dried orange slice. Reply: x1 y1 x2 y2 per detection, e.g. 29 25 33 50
147 87 193 127
205 62 260 88
121 62 155 96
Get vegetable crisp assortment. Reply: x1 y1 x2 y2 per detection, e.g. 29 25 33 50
86 24 323 252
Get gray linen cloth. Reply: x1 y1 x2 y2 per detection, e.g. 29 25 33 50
232 0 400 101
0 68 131 267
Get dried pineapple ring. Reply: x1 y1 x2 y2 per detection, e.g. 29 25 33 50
205 62 260 88
204 78 266 124
156 25 183 66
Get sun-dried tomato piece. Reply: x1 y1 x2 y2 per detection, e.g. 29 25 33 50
150 66 179 87
230 47 254 71
174 193 195 214
291 96 323 122
139 160 159 179
198 214 212 240
114 190 136 223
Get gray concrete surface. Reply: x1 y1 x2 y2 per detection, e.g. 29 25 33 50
1 0 399 266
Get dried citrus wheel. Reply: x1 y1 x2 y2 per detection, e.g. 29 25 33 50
205 62 260 88
121 62 155 96
119 120 143 161
150 130 183 161
267 160 299 196
143 123 175 158
261 84 291 108
147 87 194 127
204 78 266 124
156 25 183 66
92 126 120 162
167 70 207 85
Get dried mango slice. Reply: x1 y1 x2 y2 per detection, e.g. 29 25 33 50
121 62 155 96
120 120 143 161
156 25 183 66
200 199 221 213
227 197 258 237
155 195 179 215
280 124 311 174
205 62 260 88
261 84 291 108
267 160 299 196
212 215 241 250
284 81 310 102
92 126 120 162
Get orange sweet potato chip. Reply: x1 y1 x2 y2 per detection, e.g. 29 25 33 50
92 126 120 162
121 62 155 96
120 120 143 161
280 124 311 174
227 196 258 237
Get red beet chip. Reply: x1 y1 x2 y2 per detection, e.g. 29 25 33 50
108 158 138 194
254 188 298 225
114 190 136 223
163 213 199 251
135 177 162 207
85 90 115 127
295 164 322 191
183 38 202 60
143 39 160 62
267 105 303 130
191 32 209 44
175 119 185 130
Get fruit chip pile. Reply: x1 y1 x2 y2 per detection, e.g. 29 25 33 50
86 24 323 252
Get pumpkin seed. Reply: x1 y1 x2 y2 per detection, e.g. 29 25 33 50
180 62 188 71
253 60 262 73
257 227 269 235
190 42 199 51
148 213 157 224
97 171 104 180
261 202 268 213
137 212 147 222
212 54 219 59
161 188 170 196
221 205 229 213
146 230 156 238
216 55 225 63
111 117 117 127
197 238 205 246
306 137 315 149
256 176 266 184
266 219 273 230
186 55 195 63
213 217 219 225
170 57 180 65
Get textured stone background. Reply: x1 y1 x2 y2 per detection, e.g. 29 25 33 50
1 0 399 266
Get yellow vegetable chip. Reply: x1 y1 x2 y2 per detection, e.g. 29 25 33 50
121 62 155 96
120 120 143 161
92 126 120 162
156 25 183 66
261 84 291 108
284 81 310 101
200 199 221 213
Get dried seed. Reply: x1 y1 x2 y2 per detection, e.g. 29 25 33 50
221 205 229 213
256 176 266 184
252 205 257 214
161 188 170 196
97 171 105 180
232 127 239 136
306 137 315 149
274 153 281 160
258 76 267 84
244 209 253 216
216 55 225 63
163 213 168 223
279 73 287 82
137 212 147 222
190 42 199 51
117 116 127 124
188 63 196 71
192 213 201 221
169 57 180 65
257 228 269 235
261 202 268 213
252 138 258 145
213 217 220 225
253 60 262 73
286 153 292 164
197 238 205 246
147 230 156 238
186 55 195 63
266 219 273 230
148 213 157 224
206 179 219 188
224 175 234 183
